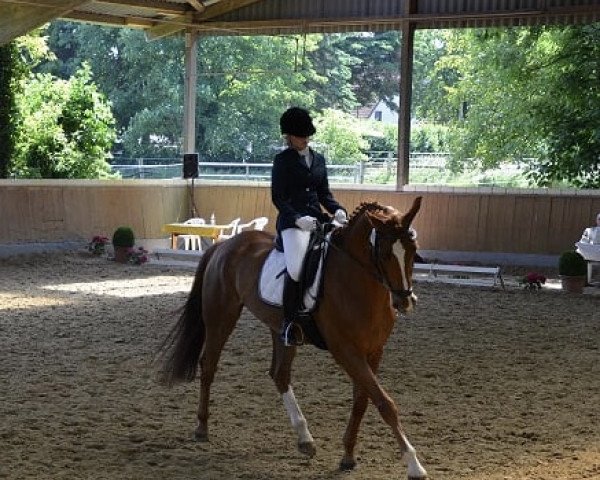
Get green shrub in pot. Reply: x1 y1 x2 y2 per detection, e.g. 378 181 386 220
558 250 586 277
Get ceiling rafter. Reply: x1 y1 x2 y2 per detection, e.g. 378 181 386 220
2 0 600 46
92 0 190 15
143 0 262 40
186 0 205 13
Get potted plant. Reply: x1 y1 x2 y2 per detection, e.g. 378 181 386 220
521 272 546 290
112 226 135 263
88 235 109 256
558 250 587 293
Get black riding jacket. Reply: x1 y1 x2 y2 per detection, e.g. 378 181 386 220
271 147 344 233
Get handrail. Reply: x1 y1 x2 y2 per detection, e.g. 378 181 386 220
109 156 455 183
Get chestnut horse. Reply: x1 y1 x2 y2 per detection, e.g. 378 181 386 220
157 197 428 479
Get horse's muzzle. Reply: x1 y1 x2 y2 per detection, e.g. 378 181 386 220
391 290 416 313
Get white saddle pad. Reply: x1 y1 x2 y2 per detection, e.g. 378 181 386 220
259 245 327 311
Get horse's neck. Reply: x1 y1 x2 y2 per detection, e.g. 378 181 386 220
339 215 374 264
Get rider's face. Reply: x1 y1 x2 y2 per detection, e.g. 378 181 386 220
287 134 310 151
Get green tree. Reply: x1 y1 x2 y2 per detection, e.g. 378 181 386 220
412 30 459 123
305 34 359 111
195 35 315 162
0 42 21 178
335 32 400 108
45 23 319 161
0 30 54 178
443 25 600 187
15 64 116 178
312 109 368 164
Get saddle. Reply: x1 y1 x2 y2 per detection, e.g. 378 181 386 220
259 230 330 349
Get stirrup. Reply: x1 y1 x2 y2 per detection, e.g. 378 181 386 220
281 322 305 347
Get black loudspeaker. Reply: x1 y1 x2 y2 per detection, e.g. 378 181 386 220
183 153 199 178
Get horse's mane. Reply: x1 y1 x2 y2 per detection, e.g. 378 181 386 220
347 201 387 226
331 201 387 245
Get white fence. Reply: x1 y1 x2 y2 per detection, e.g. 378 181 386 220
109 153 452 184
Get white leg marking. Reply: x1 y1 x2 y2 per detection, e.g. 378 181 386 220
282 386 314 444
401 434 427 478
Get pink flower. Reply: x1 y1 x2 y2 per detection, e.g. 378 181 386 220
522 272 546 290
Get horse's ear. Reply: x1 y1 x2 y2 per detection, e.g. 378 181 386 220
401 196 422 228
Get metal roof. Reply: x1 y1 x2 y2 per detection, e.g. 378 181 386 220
1 0 600 45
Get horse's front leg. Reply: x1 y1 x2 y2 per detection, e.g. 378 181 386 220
334 350 428 479
340 350 383 470
269 331 316 458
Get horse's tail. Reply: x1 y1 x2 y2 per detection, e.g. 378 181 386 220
156 244 217 387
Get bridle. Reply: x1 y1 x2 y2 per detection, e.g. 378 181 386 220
369 229 414 300
319 221 415 301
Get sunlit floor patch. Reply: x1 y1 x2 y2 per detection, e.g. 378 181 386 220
42 276 192 298
0 293 69 310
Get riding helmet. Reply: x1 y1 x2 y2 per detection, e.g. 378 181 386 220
279 107 316 137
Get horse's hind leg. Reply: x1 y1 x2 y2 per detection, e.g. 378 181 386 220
269 331 316 458
194 301 243 442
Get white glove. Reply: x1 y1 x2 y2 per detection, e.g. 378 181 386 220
334 209 348 224
296 216 317 232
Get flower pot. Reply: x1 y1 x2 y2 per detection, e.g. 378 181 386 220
114 246 130 264
559 275 586 294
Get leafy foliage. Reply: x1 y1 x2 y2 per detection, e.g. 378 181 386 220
15 64 116 178
558 250 587 276
195 35 315 162
33 21 600 187
441 26 600 187
112 226 135 248
312 109 368 164
0 42 21 178
334 32 400 108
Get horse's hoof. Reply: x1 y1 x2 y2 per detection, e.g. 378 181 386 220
339 458 356 471
193 430 208 442
297 441 316 458
408 477 428 480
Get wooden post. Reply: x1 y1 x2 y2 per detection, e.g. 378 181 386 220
397 3 416 190
183 31 198 154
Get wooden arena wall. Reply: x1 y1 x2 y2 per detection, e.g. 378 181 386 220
0 180 599 256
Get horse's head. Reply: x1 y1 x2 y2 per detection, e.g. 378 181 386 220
342 197 422 313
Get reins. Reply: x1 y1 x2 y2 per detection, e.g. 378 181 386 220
315 221 413 300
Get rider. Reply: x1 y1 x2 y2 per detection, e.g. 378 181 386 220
271 107 348 346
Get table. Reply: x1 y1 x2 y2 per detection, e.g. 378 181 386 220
163 223 231 249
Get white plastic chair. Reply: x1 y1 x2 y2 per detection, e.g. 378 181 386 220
217 218 241 241
177 217 205 251
236 216 269 233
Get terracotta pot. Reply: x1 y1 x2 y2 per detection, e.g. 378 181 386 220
559 275 586 294
114 246 130 264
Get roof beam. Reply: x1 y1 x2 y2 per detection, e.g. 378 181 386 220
145 0 262 40
186 0 205 13
65 10 154 28
0 0 87 45
144 13 194 40
93 0 190 15
194 0 261 21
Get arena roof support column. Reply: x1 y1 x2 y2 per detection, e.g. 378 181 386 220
183 31 198 154
396 5 416 189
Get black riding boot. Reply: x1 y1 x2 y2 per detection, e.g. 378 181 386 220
280 274 304 346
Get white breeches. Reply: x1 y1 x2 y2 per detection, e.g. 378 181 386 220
281 228 311 281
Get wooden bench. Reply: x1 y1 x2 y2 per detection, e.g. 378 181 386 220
413 263 505 289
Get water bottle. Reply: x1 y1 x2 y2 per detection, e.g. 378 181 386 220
210 213 215 225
